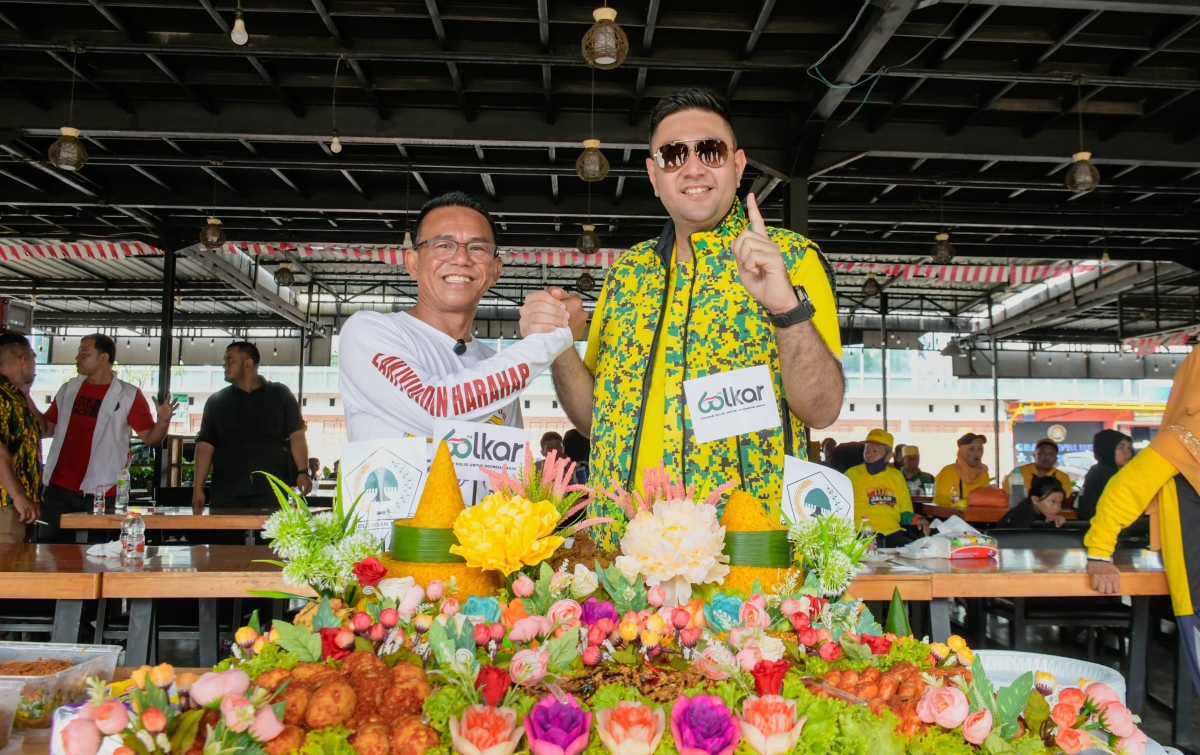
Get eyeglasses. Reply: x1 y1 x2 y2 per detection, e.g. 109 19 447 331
652 138 730 173
415 238 499 264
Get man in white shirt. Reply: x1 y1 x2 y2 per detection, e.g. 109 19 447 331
339 191 574 443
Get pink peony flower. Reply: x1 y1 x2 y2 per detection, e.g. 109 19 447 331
961 709 992 745
450 705 524 755
1116 727 1149 755
548 599 583 629
93 700 129 735
738 602 770 630
509 648 550 687
1101 702 1137 738
670 694 740 755
1084 682 1122 709
739 695 805 755
525 693 592 755
1055 727 1092 754
513 575 536 598
61 718 100 755
596 701 665 755
249 707 284 742
916 686 969 729
189 669 250 706
219 694 256 733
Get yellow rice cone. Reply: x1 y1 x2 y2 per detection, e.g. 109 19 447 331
720 490 795 593
402 440 464 528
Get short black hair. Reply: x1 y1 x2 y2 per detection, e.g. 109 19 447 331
1030 475 1065 500
82 333 116 365
0 333 32 364
562 429 590 464
413 191 497 245
227 340 261 365
540 431 563 445
648 88 735 146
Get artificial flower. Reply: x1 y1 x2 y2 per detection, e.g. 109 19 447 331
149 663 175 688
916 686 969 729
1034 671 1056 696
399 584 426 617
427 580 446 600
93 700 129 735
736 648 765 673
442 597 462 616
141 707 167 734
778 599 802 618
618 499 730 606
860 634 891 655
450 494 565 575
1117 727 1150 755
596 701 665 755
1085 682 1122 709
220 694 256 732
375 576 415 600
249 707 284 742
647 586 666 607
1052 702 1079 729
189 669 250 706
1055 727 1092 754
547 599 583 630
476 666 512 707
501 599 530 630
962 709 992 745
670 694 740 755
510 648 550 687
946 635 968 652
927 642 950 664
508 616 552 644
750 660 790 697
513 575 536 598
818 641 842 662
450 705 525 755
351 556 388 587
615 556 642 584
697 645 736 681
570 564 599 600
704 595 743 634
525 693 592 755
797 627 817 648
739 601 770 629
318 627 351 661
1100 702 1137 738
739 695 805 755
1058 688 1085 711
61 718 101 755
581 597 619 626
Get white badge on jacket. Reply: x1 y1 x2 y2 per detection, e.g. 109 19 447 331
431 419 533 482
682 364 781 445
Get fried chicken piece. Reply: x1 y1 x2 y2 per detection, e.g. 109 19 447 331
280 682 313 726
254 668 293 693
349 672 391 711
292 662 341 686
380 679 432 720
390 715 439 755
305 681 358 729
343 651 387 677
389 662 426 686
349 710 387 731
263 725 306 755
349 722 390 755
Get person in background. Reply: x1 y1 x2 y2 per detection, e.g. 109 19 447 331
893 442 906 470
540 431 564 460
1003 438 1073 500
1087 348 1200 698
1075 430 1134 521
828 442 865 475
997 475 1067 528
934 433 991 505
846 429 930 546
562 428 590 485
192 342 309 512
0 334 42 543
900 445 935 494
307 457 321 481
820 437 837 466
37 334 176 542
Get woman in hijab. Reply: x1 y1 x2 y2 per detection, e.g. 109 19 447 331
1087 348 1200 697
933 433 990 505
1075 429 1134 520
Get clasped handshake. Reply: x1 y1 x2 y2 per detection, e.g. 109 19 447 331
518 287 588 341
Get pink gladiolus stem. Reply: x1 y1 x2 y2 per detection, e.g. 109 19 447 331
570 517 616 534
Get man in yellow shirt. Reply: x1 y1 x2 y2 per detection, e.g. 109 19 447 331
519 89 843 547
846 429 930 546
1002 438 1074 499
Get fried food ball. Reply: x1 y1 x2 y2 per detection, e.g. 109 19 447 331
823 670 841 687
868 698 888 717
878 677 899 701
305 681 358 729
343 651 387 677
389 663 427 686
349 722 390 755
390 715 439 755
349 710 387 731
838 670 860 689
254 668 293 693
381 679 433 720
857 683 879 700
293 662 340 686
280 682 313 726
349 672 390 711
861 666 882 684
264 725 306 755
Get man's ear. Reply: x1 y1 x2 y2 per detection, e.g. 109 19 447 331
402 247 419 277
488 256 503 288
645 156 659 197
733 148 747 185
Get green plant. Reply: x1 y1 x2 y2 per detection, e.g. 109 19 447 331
787 515 874 597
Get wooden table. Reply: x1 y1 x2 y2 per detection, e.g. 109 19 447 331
921 504 1078 523
0 544 111 643
60 506 328 545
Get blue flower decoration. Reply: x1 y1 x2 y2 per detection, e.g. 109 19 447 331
703 594 743 634
462 595 501 624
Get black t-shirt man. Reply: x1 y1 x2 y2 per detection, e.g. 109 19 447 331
196 379 305 507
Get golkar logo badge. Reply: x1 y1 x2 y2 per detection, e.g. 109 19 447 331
441 429 526 462
697 384 767 414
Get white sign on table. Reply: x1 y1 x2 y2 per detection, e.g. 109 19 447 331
682 364 781 444
339 437 427 548
431 419 532 482
780 455 854 525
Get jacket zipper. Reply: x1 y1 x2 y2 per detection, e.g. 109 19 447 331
679 255 699 488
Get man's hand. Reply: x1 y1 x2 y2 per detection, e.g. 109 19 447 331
731 193 798 315
564 294 587 341
11 494 38 524
519 288 570 336
296 472 313 495
1088 559 1121 594
191 487 206 514
911 514 931 536
156 398 179 424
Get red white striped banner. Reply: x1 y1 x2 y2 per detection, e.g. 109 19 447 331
1122 326 1200 356
0 240 163 261
831 262 1104 283
231 244 623 268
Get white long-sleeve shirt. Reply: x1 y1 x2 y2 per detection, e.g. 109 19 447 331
338 310 574 442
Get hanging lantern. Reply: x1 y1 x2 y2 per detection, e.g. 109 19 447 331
576 224 600 253
930 232 955 264
1065 151 1100 193
577 268 595 293
48 127 88 171
273 262 294 287
582 7 629 69
861 273 881 297
330 130 343 154
1101 252 1111 263
199 217 226 250
576 139 609 182
402 230 413 248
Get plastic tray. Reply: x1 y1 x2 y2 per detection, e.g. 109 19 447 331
0 680 19 749
0 642 121 740
974 649 1126 703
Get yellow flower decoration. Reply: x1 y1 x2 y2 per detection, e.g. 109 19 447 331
946 634 968 653
449 494 565 576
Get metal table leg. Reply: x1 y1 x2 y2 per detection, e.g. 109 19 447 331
93 598 108 644
51 600 84 644
126 599 154 667
930 598 952 642
1127 596 1151 716
75 530 88 544
1175 621 1195 747
199 599 218 668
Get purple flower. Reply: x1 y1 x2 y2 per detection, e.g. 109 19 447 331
670 694 741 755
580 597 618 626
525 693 592 755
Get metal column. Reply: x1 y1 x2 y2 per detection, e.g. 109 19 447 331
880 292 888 430
153 246 177 488
988 293 1001 475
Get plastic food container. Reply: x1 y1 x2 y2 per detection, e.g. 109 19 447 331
0 679 20 749
0 642 121 740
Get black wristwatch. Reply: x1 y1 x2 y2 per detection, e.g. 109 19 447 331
767 286 816 328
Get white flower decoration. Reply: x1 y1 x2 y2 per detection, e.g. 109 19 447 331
570 564 599 599
618 498 729 606
376 576 415 600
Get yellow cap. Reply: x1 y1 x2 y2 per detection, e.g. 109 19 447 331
403 440 464 528
863 428 894 448
901 445 920 457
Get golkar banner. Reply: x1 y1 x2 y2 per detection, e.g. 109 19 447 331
431 418 533 482
682 364 781 444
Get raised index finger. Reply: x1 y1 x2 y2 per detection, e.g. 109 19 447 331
746 192 766 235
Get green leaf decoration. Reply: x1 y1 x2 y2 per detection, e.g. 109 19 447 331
248 609 261 635
312 598 340 631
982 731 1017 755
840 634 874 662
610 649 638 666
995 672 1034 739
968 657 999 720
855 605 882 636
273 620 322 663
366 601 381 623
247 589 311 601
427 619 456 666
544 628 580 673
168 709 205 755
530 562 555 615
272 701 287 722
455 618 476 654
354 636 374 653
884 588 912 636
1024 688 1050 733
594 560 648 615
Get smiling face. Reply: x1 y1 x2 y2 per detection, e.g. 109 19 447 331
403 205 501 317
645 109 746 237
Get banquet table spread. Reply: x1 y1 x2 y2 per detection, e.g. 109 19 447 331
921 504 1078 523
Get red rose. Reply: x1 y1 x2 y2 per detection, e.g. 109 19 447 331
808 597 829 618
475 665 512 707
318 627 351 661
352 557 388 588
751 659 791 697
860 634 892 655
797 627 818 648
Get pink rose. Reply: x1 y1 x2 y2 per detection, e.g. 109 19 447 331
1116 728 1149 755
736 647 765 672
513 575 536 598
797 627 817 648
509 648 550 687
647 586 666 607
508 616 552 644
728 628 751 650
818 641 842 662
190 669 250 706
745 594 766 610
93 700 129 735
220 694 256 733
1058 688 1085 711
1101 703 1136 738
1085 682 1122 709
698 645 734 680
548 599 583 628
739 602 770 629
398 585 426 617
61 718 100 755
249 706 284 742
962 709 992 745
425 580 444 601
1055 727 1092 754
441 597 461 617
815 628 832 643
779 599 802 618
916 686 969 729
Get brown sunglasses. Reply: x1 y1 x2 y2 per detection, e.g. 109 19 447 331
652 138 730 172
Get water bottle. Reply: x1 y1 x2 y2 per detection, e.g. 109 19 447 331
115 466 130 514
121 512 145 564
93 484 106 515
1008 469 1025 508
860 516 877 554
950 486 962 508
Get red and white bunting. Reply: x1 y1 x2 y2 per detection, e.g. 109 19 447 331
230 243 623 268
0 239 164 261
829 262 1102 283
1122 326 1200 356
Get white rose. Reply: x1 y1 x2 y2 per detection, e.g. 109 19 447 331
615 555 642 584
376 576 415 600
756 634 786 662
570 564 599 599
